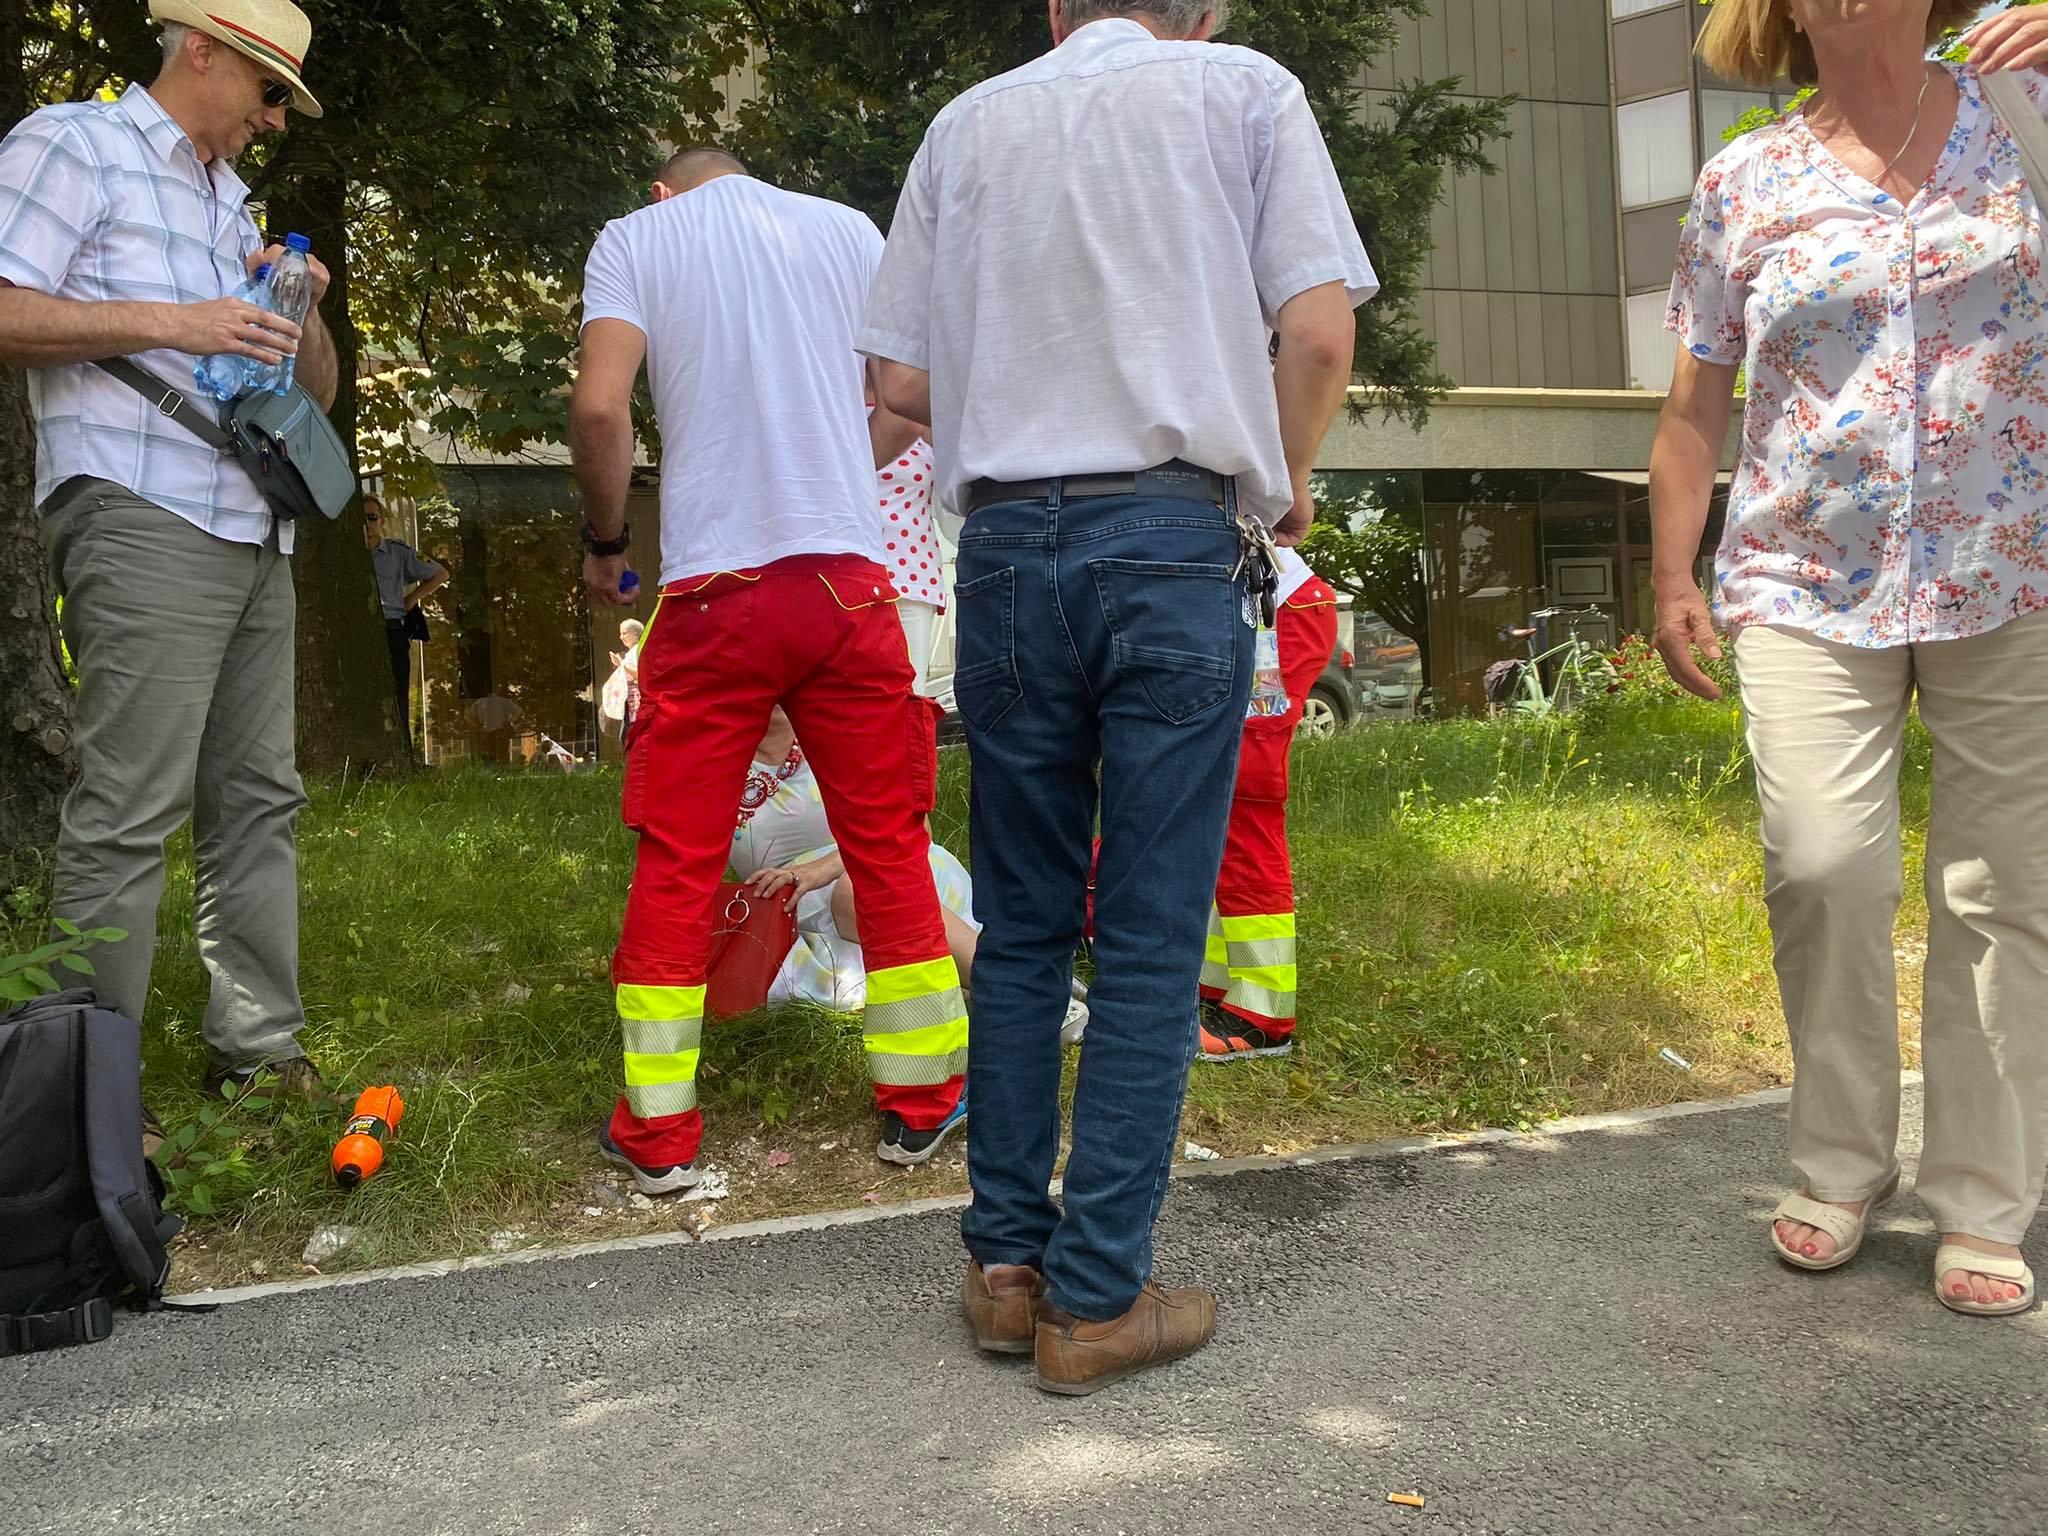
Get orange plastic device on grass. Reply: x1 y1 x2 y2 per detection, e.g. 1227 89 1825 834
332 1086 405 1189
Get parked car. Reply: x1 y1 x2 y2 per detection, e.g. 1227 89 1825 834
1299 598 1359 737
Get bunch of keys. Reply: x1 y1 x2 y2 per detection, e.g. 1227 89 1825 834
1232 510 1280 626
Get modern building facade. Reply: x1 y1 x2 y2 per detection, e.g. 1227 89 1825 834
1381 0 1801 393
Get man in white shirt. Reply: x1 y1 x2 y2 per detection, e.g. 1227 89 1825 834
0 0 337 1102
571 148 969 1193
862 0 1374 1393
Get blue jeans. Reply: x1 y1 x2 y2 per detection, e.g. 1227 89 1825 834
954 489 1253 1320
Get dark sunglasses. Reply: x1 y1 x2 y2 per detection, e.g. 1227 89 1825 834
261 78 295 110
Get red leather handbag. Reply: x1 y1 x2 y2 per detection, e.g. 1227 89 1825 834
704 882 798 1020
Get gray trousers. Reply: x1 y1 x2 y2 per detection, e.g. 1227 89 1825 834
44 477 308 1070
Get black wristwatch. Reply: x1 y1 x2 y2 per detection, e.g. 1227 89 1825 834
580 520 630 557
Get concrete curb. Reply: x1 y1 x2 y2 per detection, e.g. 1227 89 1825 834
179 1078 1852 1307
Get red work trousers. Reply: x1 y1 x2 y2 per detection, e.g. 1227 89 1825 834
1204 576 1339 1039
608 554 964 1168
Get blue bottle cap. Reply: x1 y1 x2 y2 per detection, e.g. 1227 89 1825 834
620 569 640 594
285 232 312 253
254 263 272 279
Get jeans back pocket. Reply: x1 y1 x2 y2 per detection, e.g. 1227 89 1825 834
1089 558 1241 725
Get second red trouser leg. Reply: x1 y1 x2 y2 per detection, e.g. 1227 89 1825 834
608 576 783 1168
785 560 966 1131
1208 582 1339 1040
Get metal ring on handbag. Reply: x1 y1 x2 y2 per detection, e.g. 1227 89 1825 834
723 894 752 927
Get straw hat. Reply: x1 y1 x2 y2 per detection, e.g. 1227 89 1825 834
148 0 324 119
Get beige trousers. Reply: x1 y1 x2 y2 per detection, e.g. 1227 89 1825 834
1737 617 2048 1242
896 597 942 698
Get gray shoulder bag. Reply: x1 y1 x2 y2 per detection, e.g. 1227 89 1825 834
91 358 354 522
1980 68 2048 207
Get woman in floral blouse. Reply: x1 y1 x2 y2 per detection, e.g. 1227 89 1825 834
1651 0 2048 1316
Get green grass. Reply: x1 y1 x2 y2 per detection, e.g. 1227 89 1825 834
0 699 1936 1288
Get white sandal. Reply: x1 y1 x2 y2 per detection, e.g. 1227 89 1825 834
1769 1169 1900 1272
1933 1244 2037 1317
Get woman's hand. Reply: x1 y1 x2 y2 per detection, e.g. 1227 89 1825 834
1652 583 1725 701
1967 7 2048 74
747 857 839 913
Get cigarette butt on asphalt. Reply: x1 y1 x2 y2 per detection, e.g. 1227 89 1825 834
1388 1492 1425 1509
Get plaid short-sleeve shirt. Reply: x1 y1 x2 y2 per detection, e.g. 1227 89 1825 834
0 83 284 549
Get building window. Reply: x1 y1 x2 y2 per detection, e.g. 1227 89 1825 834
1625 291 1680 392
1611 0 1680 14
1618 92 1695 209
1699 89 1777 159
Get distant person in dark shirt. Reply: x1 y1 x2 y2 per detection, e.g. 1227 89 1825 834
363 496 447 745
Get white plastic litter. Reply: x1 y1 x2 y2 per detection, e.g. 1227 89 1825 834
302 1225 359 1265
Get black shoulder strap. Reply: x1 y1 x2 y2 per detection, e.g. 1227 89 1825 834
91 357 235 454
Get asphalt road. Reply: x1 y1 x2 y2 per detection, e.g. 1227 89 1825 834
8 1083 2043 1536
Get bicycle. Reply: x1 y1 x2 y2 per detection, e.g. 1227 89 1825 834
1484 607 1616 718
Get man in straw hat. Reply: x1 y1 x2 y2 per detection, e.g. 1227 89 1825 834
0 0 338 1106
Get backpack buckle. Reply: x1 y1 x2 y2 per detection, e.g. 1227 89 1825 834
155 388 183 418
0 1297 115 1355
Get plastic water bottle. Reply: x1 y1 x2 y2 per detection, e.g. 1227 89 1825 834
191 263 272 401
1247 624 1290 718
254 233 315 396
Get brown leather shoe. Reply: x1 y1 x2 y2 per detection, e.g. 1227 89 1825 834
962 1262 1044 1355
1034 1280 1217 1396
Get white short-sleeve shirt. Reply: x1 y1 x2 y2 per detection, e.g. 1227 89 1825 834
858 19 1377 526
580 176 888 585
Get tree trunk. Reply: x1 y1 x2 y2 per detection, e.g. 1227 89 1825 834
0 0 76 880
264 154 404 778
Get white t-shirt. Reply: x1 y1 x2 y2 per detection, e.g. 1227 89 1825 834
858 19 1378 526
879 438 945 609
581 176 887 584
1273 546 1316 607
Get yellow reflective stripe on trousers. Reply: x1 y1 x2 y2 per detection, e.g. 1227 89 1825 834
868 1041 969 1086
1223 976 1296 1025
616 983 706 1022
1225 936 1295 974
863 956 967 1084
1217 912 1295 943
1218 911 1296 1022
1202 908 1231 991
617 984 705 1119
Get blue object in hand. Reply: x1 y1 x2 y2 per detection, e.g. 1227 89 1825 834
620 569 640 596
192 263 273 401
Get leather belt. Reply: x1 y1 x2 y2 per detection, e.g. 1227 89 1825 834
964 458 1230 516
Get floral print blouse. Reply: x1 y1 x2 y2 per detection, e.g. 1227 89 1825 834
1668 65 2048 646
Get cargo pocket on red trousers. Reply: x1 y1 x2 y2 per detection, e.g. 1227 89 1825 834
908 695 944 814
620 697 659 832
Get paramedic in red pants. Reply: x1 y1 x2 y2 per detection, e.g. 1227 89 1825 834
1199 546 1337 1061
570 146 968 1194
